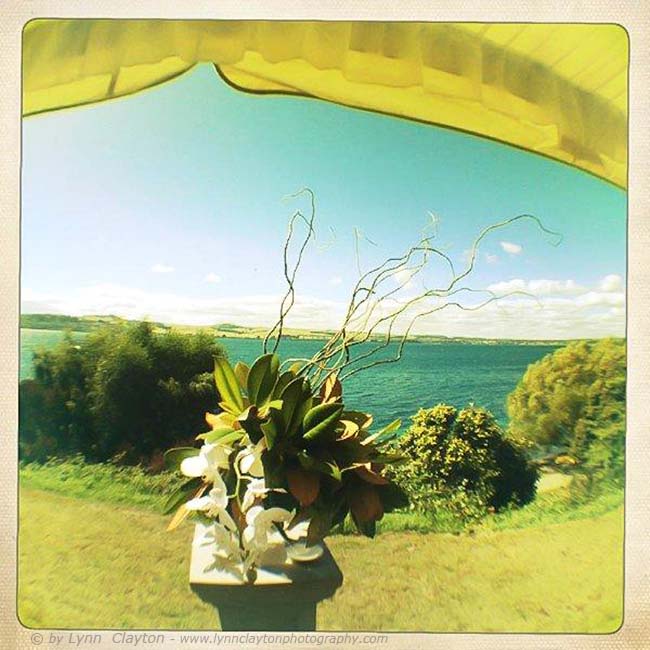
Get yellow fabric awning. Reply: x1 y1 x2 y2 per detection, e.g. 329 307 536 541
23 20 628 188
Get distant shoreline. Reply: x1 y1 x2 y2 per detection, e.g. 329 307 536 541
19 313 613 347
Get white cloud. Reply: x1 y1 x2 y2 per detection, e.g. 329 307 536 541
330 275 343 286
205 273 222 284
600 274 624 292
151 263 174 274
485 253 499 264
21 273 626 340
500 241 522 255
21 284 346 330
487 278 527 293
488 278 585 296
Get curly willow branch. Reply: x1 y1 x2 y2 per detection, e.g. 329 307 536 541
264 197 561 384
263 188 317 355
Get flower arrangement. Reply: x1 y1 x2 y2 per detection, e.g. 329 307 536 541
163 188 560 581
164 353 406 580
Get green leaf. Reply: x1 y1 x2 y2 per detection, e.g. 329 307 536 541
363 419 402 446
247 353 280 407
196 425 236 442
280 377 309 436
352 514 377 538
297 451 342 481
214 357 244 413
342 410 373 429
319 372 343 404
261 408 284 450
261 448 285 490
162 477 202 514
204 430 242 447
272 371 296 399
163 447 199 471
234 362 250 390
307 509 334 545
237 405 263 443
303 403 344 442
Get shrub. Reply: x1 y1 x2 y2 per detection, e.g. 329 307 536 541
388 404 537 523
19 322 226 463
506 338 625 483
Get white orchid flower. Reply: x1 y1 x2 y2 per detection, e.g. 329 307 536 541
243 505 294 550
236 438 266 477
184 472 238 532
285 518 310 541
202 522 243 563
180 443 231 482
240 476 288 512
240 506 294 572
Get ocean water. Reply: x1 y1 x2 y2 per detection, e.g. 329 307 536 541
218 337 560 427
20 329 559 428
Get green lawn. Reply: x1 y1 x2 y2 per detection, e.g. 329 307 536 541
19 458 624 534
18 488 623 632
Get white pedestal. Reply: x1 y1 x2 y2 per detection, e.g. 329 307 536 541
189 524 343 631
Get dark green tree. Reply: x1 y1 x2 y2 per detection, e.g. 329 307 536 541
506 338 625 482
19 322 226 463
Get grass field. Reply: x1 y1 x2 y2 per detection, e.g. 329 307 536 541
19 458 624 534
18 488 623 632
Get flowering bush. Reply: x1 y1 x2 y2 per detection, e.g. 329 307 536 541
164 353 408 580
387 404 537 524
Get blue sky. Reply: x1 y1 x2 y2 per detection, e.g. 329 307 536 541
21 64 626 339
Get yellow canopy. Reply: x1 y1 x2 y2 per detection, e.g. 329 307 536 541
23 20 628 188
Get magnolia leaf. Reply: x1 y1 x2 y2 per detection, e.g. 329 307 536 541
261 448 285 490
354 463 390 485
306 510 333 546
272 371 295 400
202 430 242 446
335 437 373 466
337 419 360 440
167 482 209 530
196 425 236 441
352 514 377 538
237 405 263 443
214 357 245 413
287 467 321 507
350 483 384 524
303 403 344 442
342 410 374 430
163 447 199 472
319 372 342 404
218 401 240 416
258 399 283 418
247 353 280 407
205 411 235 429
261 408 284 450
234 362 250 391
362 418 402 446
162 477 202 514
297 451 342 481
167 504 189 531
280 377 310 436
